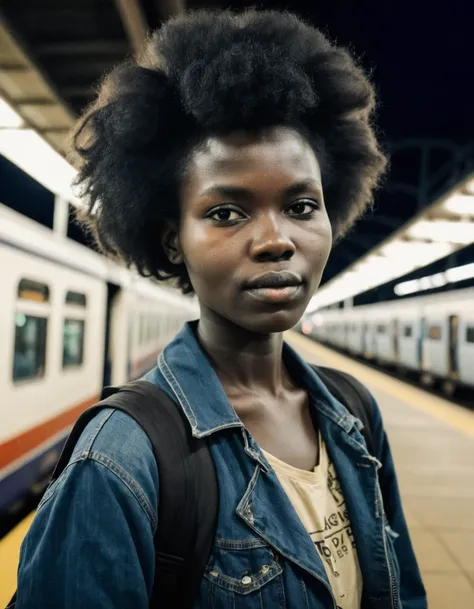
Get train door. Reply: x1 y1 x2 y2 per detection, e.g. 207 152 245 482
448 315 459 378
418 317 425 369
103 282 120 387
393 318 399 363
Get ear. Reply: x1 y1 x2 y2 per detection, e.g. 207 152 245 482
161 221 184 265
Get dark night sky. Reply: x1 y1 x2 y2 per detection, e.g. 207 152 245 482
254 0 473 141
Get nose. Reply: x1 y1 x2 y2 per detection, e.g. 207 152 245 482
249 214 296 263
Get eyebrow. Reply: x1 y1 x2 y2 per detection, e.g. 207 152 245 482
199 179 322 200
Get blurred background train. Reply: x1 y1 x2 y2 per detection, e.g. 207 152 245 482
0 203 198 518
299 288 474 396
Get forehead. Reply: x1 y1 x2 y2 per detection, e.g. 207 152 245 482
185 127 322 189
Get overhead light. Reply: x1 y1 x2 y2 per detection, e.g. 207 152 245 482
393 263 474 297
394 279 420 296
407 220 474 245
419 276 433 290
431 272 447 288
445 262 474 283
443 194 474 216
0 128 79 203
380 240 454 260
0 98 23 128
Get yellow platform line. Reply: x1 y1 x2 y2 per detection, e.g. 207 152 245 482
0 512 35 607
286 331 474 439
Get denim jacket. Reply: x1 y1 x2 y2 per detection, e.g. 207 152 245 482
15 322 426 609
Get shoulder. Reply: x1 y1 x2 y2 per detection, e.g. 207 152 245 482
44 408 159 530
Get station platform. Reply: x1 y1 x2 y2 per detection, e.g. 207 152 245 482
1 331 474 608
289 332 474 609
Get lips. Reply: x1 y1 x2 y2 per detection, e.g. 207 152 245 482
243 271 303 291
242 271 305 304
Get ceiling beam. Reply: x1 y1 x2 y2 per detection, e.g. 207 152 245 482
14 97 56 106
0 62 30 73
114 0 149 55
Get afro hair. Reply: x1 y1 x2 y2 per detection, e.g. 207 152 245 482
72 9 387 293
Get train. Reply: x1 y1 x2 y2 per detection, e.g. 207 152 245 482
0 203 198 517
300 288 474 396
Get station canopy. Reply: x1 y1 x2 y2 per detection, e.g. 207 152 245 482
307 177 474 311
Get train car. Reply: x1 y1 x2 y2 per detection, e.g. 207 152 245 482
395 307 424 373
0 203 198 517
303 287 474 394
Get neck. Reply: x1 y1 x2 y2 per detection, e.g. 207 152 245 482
196 307 288 396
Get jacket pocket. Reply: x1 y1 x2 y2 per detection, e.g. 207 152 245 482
201 539 286 608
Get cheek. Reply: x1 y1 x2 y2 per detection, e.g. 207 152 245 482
179 219 236 283
305 214 333 266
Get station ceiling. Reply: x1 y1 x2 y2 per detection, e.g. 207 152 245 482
0 0 473 288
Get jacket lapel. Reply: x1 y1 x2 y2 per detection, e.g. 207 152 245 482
235 431 336 604
322 419 395 607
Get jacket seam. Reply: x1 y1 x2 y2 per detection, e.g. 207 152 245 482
88 450 157 530
37 451 157 532
79 409 116 456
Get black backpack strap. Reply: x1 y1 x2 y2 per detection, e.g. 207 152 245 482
8 381 218 609
99 381 219 609
311 365 376 456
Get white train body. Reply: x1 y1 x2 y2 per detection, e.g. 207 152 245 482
0 203 198 515
304 288 474 390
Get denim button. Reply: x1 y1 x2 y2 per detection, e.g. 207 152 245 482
241 575 252 585
262 565 269 574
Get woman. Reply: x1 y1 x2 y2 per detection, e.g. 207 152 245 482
15 9 426 609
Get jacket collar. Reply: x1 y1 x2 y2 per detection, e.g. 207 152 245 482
158 321 362 439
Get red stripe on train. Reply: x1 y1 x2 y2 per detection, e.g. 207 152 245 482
0 394 100 471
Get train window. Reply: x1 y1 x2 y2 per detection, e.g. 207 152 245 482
13 314 47 382
376 324 386 334
466 327 474 344
63 319 85 367
427 325 442 340
18 278 49 303
65 291 87 307
403 325 413 338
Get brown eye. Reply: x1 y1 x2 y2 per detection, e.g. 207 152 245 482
286 200 318 217
207 207 246 223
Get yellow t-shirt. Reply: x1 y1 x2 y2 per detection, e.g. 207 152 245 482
263 436 363 609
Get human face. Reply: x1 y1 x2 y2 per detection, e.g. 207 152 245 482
178 126 332 335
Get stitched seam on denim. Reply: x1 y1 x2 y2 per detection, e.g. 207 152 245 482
158 351 198 429
34 450 156 531
204 563 282 593
280 566 286 609
238 465 261 512
301 579 310 609
88 450 157 530
78 409 115 456
215 538 269 549
36 447 105 511
158 352 243 438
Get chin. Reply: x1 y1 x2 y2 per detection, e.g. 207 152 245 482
240 309 305 335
